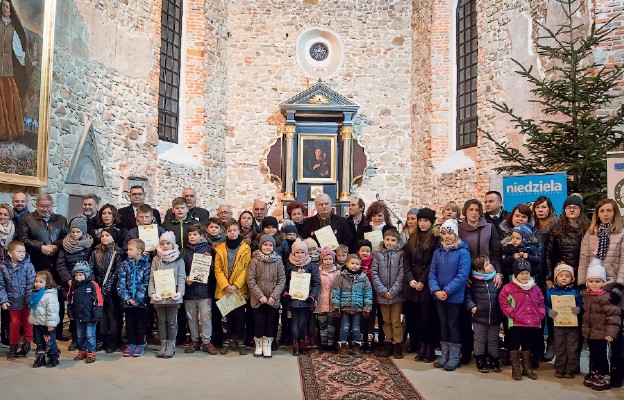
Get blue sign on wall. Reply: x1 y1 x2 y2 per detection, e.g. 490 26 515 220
502 172 568 214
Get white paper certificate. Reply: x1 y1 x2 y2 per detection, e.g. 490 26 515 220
153 269 176 299
364 230 384 252
189 253 212 284
314 225 339 250
138 224 160 252
216 289 246 317
551 294 578 327
289 272 311 301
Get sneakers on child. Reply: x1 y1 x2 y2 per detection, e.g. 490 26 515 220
85 352 96 364
73 350 87 361
123 345 136 357
202 343 218 355
185 341 198 353
132 345 145 357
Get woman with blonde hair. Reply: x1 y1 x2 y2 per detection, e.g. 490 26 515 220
0 203 15 257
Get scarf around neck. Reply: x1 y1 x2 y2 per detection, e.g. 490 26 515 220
226 235 243 250
596 222 612 260
512 275 535 291
471 270 496 281
254 250 281 263
157 245 180 263
29 288 46 310
62 234 94 254
289 250 311 267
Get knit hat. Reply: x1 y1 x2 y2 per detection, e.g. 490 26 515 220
72 261 92 277
291 238 308 253
512 258 532 277
440 219 458 236
320 247 336 259
512 225 532 242
416 208 436 225
356 239 373 252
262 216 279 230
102 227 120 244
259 234 276 247
160 231 176 245
586 258 607 282
303 238 318 250
70 215 88 235
281 221 298 235
553 263 575 283
407 208 420 216
563 195 584 212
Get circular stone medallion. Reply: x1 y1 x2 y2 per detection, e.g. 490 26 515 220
309 42 329 61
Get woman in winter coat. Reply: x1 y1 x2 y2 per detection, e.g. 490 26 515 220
577 199 624 388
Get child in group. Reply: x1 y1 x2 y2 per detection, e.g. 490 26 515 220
501 225 540 281
300 237 321 351
57 215 93 351
465 256 503 373
246 234 286 358
304 238 320 264
581 260 621 391
252 216 289 261
335 244 349 271
428 219 471 371
372 228 405 359
89 228 122 353
161 197 196 249
499 258 545 380
282 238 320 356
356 239 375 353
545 262 582 379
214 219 252 355
314 247 341 351
0 240 36 359
67 262 103 364
206 218 226 245
28 271 60 367
332 254 373 356
148 231 186 358
117 239 152 357
182 224 217 354
281 221 299 247
123 204 166 256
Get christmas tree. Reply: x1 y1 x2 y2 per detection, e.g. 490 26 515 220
482 0 624 208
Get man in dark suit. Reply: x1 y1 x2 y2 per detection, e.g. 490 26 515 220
163 187 210 225
251 199 267 234
119 185 161 231
299 194 355 252
483 190 508 239
346 197 366 239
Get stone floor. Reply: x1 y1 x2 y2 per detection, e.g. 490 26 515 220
0 342 621 400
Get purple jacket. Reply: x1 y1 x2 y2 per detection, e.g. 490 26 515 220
458 218 501 273
498 281 545 328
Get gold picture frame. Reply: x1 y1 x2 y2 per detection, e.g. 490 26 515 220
297 134 336 183
0 0 56 187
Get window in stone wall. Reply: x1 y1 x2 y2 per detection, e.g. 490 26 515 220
456 0 478 149
158 0 183 143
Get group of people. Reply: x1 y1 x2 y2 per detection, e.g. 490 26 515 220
0 187 623 392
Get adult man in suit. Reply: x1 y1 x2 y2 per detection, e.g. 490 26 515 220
346 197 366 239
483 190 508 240
119 185 161 231
164 187 210 225
251 199 267 234
299 194 355 252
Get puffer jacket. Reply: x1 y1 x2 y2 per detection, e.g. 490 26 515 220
428 241 471 304
283 260 321 309
67 279 103 322
372 248 404 304
182 240 216 300
544 223 584 282
578 231 624 287
464 275 503 325
17 211 69 272
499 280 545 328
148 255 186 305
246 252 286 309
403 235 439 303
0 255 36 310
332 269 373 313
214 241 252 300
117 255 151 308
582 290 621 340
56 247 92 286
89 244 122 304
501 240 541 279
28 288 60 327
314 265 341 313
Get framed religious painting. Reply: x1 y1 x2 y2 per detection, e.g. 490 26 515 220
0 0 55 186
297 134 336 184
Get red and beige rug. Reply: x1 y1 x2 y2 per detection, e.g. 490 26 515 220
298 352 425 400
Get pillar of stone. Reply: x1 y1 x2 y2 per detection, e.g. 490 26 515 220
339 125 353 201
283 125 296 200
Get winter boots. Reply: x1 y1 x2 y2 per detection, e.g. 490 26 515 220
7 344 18 360
163 341 176 358
156 340 167 358
475 354 489 373
393 342 404 359
351 341 362 356
17 342 31 357
46 351 60 368
510 350 522 380
521 350 537 380
263 337 274 358
443 343 462 371
434 342 449 368
32 352 46 368
254 337 263 357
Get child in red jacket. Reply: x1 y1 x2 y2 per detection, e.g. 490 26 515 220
499 258 545 380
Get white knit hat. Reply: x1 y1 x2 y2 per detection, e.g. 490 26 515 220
160 231 177 245
440 219 459 236
586 258 607 282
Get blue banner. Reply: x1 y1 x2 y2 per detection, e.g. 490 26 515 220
502 173 568 214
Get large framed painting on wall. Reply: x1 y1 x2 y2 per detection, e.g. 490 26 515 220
0 0 55 186
297 134 336 183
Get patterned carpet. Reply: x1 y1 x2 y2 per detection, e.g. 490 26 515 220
298 352 425 400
